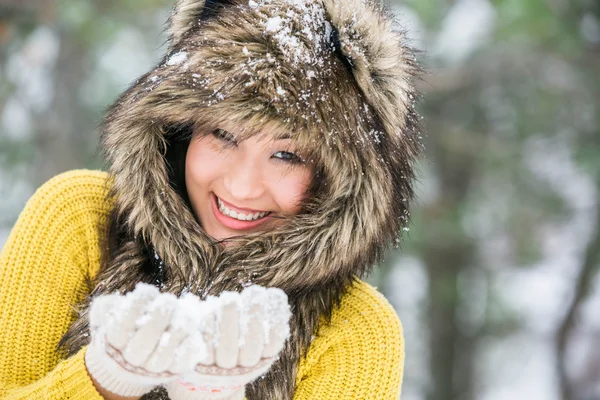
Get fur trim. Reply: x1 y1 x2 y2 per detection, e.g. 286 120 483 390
168 0 207 47
61 1 422 399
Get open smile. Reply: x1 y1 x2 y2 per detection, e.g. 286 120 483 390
211 193 272 231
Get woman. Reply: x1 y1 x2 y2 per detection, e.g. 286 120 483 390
0 0 422 398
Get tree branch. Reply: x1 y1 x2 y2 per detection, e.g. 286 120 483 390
556 177 600 400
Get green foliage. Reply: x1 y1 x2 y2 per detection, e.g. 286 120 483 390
56 0 171 47
397 0 446 30
0 139 35 167
494 0 588 55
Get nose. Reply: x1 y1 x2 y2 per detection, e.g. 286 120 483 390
222 154 265 201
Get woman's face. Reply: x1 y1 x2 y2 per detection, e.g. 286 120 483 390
185 127 312 241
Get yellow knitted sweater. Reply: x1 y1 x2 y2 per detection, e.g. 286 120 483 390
0 170 404 399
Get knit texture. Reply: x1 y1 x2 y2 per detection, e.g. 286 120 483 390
0 170 404 399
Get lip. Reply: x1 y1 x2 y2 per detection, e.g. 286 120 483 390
211 193 272 231
216 196 267 214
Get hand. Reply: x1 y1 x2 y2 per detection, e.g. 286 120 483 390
85 283 207 397
165 285 291 400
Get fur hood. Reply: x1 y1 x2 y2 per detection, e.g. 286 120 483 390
61 0 421 398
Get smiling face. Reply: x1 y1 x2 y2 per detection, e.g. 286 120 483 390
185 126 313 241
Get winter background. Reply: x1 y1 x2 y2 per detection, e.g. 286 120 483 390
0 0 599 399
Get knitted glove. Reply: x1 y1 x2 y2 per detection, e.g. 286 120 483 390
85 283 207 397
165 285 291 400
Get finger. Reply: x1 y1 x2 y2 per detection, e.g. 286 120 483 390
146 293 204 373
238 286 267 367
197 295 219 366
88 293 120 330
263 288 291 358
122 292 178 367
215 291 241 369
144 328 185 373
105 283 160 350
169 331 207 374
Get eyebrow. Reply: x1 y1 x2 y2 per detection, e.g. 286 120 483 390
275 133 292 140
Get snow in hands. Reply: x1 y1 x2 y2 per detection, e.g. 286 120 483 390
86 282 291 396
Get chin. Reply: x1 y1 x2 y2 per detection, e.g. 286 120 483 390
205 226 238 242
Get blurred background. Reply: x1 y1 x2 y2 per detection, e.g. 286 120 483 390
0 0 598 399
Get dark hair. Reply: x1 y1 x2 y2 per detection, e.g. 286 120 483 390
164 124 195 211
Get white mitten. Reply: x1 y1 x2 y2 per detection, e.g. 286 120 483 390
165 285 291 400
85 283 207 397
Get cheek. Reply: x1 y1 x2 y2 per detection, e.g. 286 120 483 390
185 138 223 195
270 168 312 213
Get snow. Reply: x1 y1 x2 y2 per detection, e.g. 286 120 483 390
257 0 330 67
158 331 171 347
90 282 290 372
135 313 152 327
166 51 188 66
265 16 283 33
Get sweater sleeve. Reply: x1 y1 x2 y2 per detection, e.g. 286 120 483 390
0 170 110 399
294 281 404 400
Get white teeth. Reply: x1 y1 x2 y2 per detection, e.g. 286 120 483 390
216 197 269 221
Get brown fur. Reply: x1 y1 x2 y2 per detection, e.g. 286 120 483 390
59 0 422 398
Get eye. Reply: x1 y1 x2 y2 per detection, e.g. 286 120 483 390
273 151 303 164
211 128 237 146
